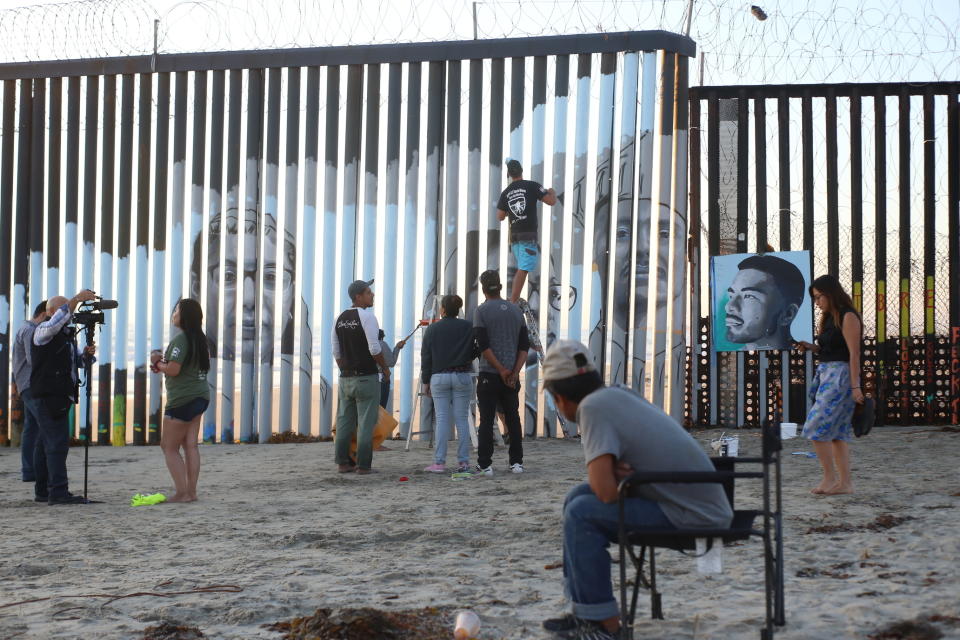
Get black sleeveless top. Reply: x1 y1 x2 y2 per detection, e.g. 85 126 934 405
816 307 858 362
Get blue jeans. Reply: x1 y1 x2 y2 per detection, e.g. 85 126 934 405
20 388 41 482
33 395 73 499
562 483 676 621
430 372 473 465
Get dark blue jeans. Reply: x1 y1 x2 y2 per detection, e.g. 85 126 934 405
20 388 41 482
33 396 73 499
562 483 675 621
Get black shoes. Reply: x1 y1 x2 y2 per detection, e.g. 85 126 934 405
542 615 619 640
48 493 88 505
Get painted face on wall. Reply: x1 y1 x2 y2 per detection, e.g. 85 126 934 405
194 210 295 364
613 200 683 331
724 268 785 344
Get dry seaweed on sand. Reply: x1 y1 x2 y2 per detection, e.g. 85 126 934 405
806 514 914 534
267 606 457 640
868 619 943 640
141 621 205 640
267 432 323 444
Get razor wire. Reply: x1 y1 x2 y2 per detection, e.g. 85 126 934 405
0 0 958 86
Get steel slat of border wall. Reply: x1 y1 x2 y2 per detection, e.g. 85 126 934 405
219 69 242 443
318 65 340 439
170 72 187 316
948 90 959 425
486 59 505 286
113 73 134 446
588 53 616 384
465 59 483 322
777 92 791 422
12 80 30 407
443 60 460 296
688 94 702 423
849 90 871 417
280 66 300 434
633 52 657 395
133 73 151 445
82 76 99 442
419 60 444 438
47 78 61 299
0 81 14 445
669 55 690 421
733 92 747 427
98 75 116 446
800 90 814 415
203 70 225 443
608 52 640 384
569 54 590 345
188 72 208 304
340 65 363 314
850 92 864 312
897 89 910 421
543 54 568 433
526 55 546 435
508 56 525 441
257 67 281 440
398 62 421 438
754 97 768 422
651 54 675 410
706 93 719 424
509 57 524 169
826 91 839 277
64 77 80 290
874 93 889 425
922 89 935 424
65 76 80 437
149 74 170 444
381 62 401 414
299 66 320 435
363 64 380 282
240 68 264 443
28 79 44 316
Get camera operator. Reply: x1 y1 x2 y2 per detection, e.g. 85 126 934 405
30 289 97 505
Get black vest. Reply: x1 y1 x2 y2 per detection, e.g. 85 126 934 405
30 326 80 401
335 308 378 376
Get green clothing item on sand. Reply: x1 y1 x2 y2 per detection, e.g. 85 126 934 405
131 492 167 506
164 333 210 409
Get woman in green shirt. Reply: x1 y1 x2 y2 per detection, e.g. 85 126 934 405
150 299 211 503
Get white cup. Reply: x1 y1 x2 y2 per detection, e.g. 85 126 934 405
780 422 798 439
454 610 481 640
725 437 739 457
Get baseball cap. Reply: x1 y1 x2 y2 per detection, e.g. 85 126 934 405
506 158 523 178
347 278 374 299
479 269 502 293
542 340 597 382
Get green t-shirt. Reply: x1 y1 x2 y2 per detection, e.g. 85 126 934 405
164 332 210 409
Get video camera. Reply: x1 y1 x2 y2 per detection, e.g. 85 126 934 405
73 297 119 326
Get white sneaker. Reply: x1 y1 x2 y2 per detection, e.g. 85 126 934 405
475 465 494 477
510 463 524 474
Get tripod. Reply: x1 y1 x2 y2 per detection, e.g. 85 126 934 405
76 320 101 503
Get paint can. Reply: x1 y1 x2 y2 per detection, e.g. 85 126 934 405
780 422 798 439
718 436 739 457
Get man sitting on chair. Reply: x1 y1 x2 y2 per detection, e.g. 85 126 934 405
540 340 732 640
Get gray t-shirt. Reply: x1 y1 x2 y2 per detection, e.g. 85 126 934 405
578 386 733 529
12 320 39 393
474 298 525 375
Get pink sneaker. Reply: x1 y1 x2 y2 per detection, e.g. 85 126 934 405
423 463 447 473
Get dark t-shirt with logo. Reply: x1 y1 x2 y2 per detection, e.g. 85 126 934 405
497 179 547 242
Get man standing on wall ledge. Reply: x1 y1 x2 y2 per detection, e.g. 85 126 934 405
496 158 557 303
332 279 389 475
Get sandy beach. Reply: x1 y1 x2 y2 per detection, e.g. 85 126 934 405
1 426 958 639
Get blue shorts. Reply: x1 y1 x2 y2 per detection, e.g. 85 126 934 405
164 397 209 422
511 241 540 272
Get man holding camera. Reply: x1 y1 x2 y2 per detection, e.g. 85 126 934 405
31 289 97 505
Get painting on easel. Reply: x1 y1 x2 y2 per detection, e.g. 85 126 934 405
711 250 814 352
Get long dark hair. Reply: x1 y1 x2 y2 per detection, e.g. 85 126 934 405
809 274 855 334
177 298 210 372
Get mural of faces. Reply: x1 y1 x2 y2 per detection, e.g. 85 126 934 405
192 210 296 364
